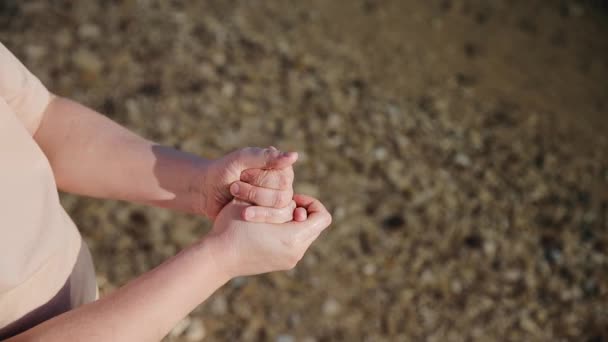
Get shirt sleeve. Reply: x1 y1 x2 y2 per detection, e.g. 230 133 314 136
0 41 51 135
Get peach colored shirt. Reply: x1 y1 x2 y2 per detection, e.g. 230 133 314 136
0 42 96 338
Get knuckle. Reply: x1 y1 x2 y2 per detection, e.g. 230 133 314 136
247 186 257 201
278 172 292 189
255 171 268 186
238 147 252 157
240 169 252 181
279 208 292 222
263 148 272 164
233 147 250 163
280 191 292 207
285 191 294 207
273 191 283 207
277 206 290 219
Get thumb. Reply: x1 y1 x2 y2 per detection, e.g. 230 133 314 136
219 198 250 218
230 147 298 170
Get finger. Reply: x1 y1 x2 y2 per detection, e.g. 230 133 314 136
281 208 332 244
242 201 296 223
240 167 294 190
293 194 329 215
285 195 332 239
293 207 307 222
230 181 293 208
230 147 298 170
285 196 332 230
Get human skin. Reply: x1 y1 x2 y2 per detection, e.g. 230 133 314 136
33 96 307 223
4 94 323 340
7 195 331 341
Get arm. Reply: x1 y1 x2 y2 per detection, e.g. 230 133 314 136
34 96 208 214
8 195 331 341
8 238 228 342
34 96 298 219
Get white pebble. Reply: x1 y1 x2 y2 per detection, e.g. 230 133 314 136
322 298 340 316
276 334 295 342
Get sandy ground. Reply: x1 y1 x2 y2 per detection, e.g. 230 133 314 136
1 0 607 341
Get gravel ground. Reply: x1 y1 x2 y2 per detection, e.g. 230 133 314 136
2 1 607 341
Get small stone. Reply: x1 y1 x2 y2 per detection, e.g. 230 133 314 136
332 206 346 221
504 269 522 282
199 62 218 81
327 113 342 129
454 153 471 167
210 295 228 315
373 146 388 160
569 4 584 17
157 116 173 135
451 280 463 294
420 269 435 285
73 48 103 73
169 227 196 246
239 100 257 114
322 298 340 316
288 313 301 326
170 316 192 337
212 52 226 66
25 45 47 59
386 159 407 189
304 253 318 267
185 320 206 341
221 82 236 98
55 29 73 48
363 263 377 276
277 39 291 55
230 277 247 288
276 334 295 342
483 240 497 256
78 23 101 39
520 315 540 334
125 99 141 120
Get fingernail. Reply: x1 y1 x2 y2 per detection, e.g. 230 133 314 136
230 183 239 196
244 208 254 220
266 148 279 158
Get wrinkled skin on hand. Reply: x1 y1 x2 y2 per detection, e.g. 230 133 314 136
200 146 298 222
208 194 332 278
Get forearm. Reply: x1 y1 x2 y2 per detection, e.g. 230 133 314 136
8 238 228 342
34 96 209 214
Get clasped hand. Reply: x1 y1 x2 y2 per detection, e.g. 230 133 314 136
201 146 332 278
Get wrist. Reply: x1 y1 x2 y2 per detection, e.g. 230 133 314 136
188 157 213 217
194 234 235 283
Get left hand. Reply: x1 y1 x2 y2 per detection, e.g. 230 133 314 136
206 194 331 278
199 146 299 222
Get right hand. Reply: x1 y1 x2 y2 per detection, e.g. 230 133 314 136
207 194 332 278
199 146 299 222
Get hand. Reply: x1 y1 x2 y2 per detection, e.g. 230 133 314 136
206 194 332 278
200 146 298 221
